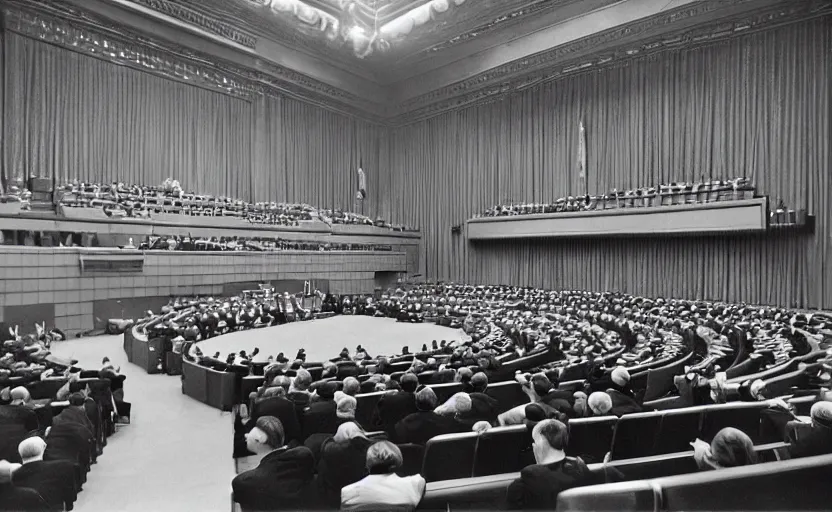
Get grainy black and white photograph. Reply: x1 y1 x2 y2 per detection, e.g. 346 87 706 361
0 0 830 511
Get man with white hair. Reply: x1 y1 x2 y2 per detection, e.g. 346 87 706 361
506 419 592 510
587 392 613 416
14 436 78 511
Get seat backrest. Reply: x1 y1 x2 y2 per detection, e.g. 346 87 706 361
653 407 705 455
418 473 517 511
422 431 478 482
725 358 798 385
604 451 699 482
473 425 530 477
610 411 663 460
388 361 413 374
566 416 618 464
557 479 658 512
484 381 529 414
559 362 589 382
354 391 386 429
643 352 694 402
395 443 425 477
558 379 587 393
658 453 832 511
760 368 808 399
699 402 768 444
429 382 464 405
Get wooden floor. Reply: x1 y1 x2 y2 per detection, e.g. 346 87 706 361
48 316 465 511
195 315 467 363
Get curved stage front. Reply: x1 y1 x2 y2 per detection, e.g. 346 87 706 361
126 316 471 410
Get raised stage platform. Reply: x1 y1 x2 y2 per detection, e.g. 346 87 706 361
0 247 412 336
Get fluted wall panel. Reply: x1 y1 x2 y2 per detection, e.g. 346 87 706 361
385 19 832 309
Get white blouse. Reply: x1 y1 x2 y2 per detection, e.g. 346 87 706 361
341 473 426 510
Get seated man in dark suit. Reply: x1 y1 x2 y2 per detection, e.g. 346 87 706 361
0 388 39 432
785 401 832 458
0 459 49 512
606 388 642 416
301 382 339 439
394 386 467 445
13 437 78 512
44 418 94 471
372 373 419 434
248 386 301 446
232 416 315 511
506 419 593 510
467 373 500 423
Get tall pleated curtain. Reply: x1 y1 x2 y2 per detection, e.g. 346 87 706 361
385 18 832 310
250 95 385 215
2 33 254 199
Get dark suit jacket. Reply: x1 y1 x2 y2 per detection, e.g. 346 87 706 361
12 460 78 512
465 393 500 423
232 446 315 511
0 404 39 432
372 392 417 433
0 483 49 512
44 422 93 469
250 397 302 445
315 436 373 507
505 457 593 510
785 420 832 459
394 411 467 445
302 400 338 439
607 389 643 417
0 423 28 463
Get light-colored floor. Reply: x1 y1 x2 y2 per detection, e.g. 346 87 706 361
50 335 235 512
195 315 467 363
48 317 465 512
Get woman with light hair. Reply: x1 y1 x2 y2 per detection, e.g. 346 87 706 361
341 440 426 511
315 422 373 508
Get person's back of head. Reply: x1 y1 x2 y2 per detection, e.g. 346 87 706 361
18 436 46 464
365 440 403 474
293 369 312 391
587 392 612 416
531 374 553 398
610 367 631 388
531 419 569 464
262 386 286 399
455 367 473 384
414 386 438 412
245 416 285 454
436 392 471 416
710 427 757 468
810 401 832 429
333 421 366 443
68 392 86 407
336 395 358 420
342 377 360 396
9 387 30 407
272 375 292 391
400 373 419 393
471 372 488 393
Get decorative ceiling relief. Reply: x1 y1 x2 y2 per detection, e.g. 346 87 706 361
243 0 468 58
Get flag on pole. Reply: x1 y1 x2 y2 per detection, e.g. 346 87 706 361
577 120 586 181
357 158 367 200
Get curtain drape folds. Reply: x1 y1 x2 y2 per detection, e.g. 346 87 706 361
3 33 254 198
250 95 384 215
386 18 832 310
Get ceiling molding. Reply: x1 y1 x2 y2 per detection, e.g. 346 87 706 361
2 0 830 126
126 0 259 48
1 0 388 124
387 0 832 123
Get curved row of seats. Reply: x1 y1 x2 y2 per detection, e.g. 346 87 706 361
416 441 795 511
